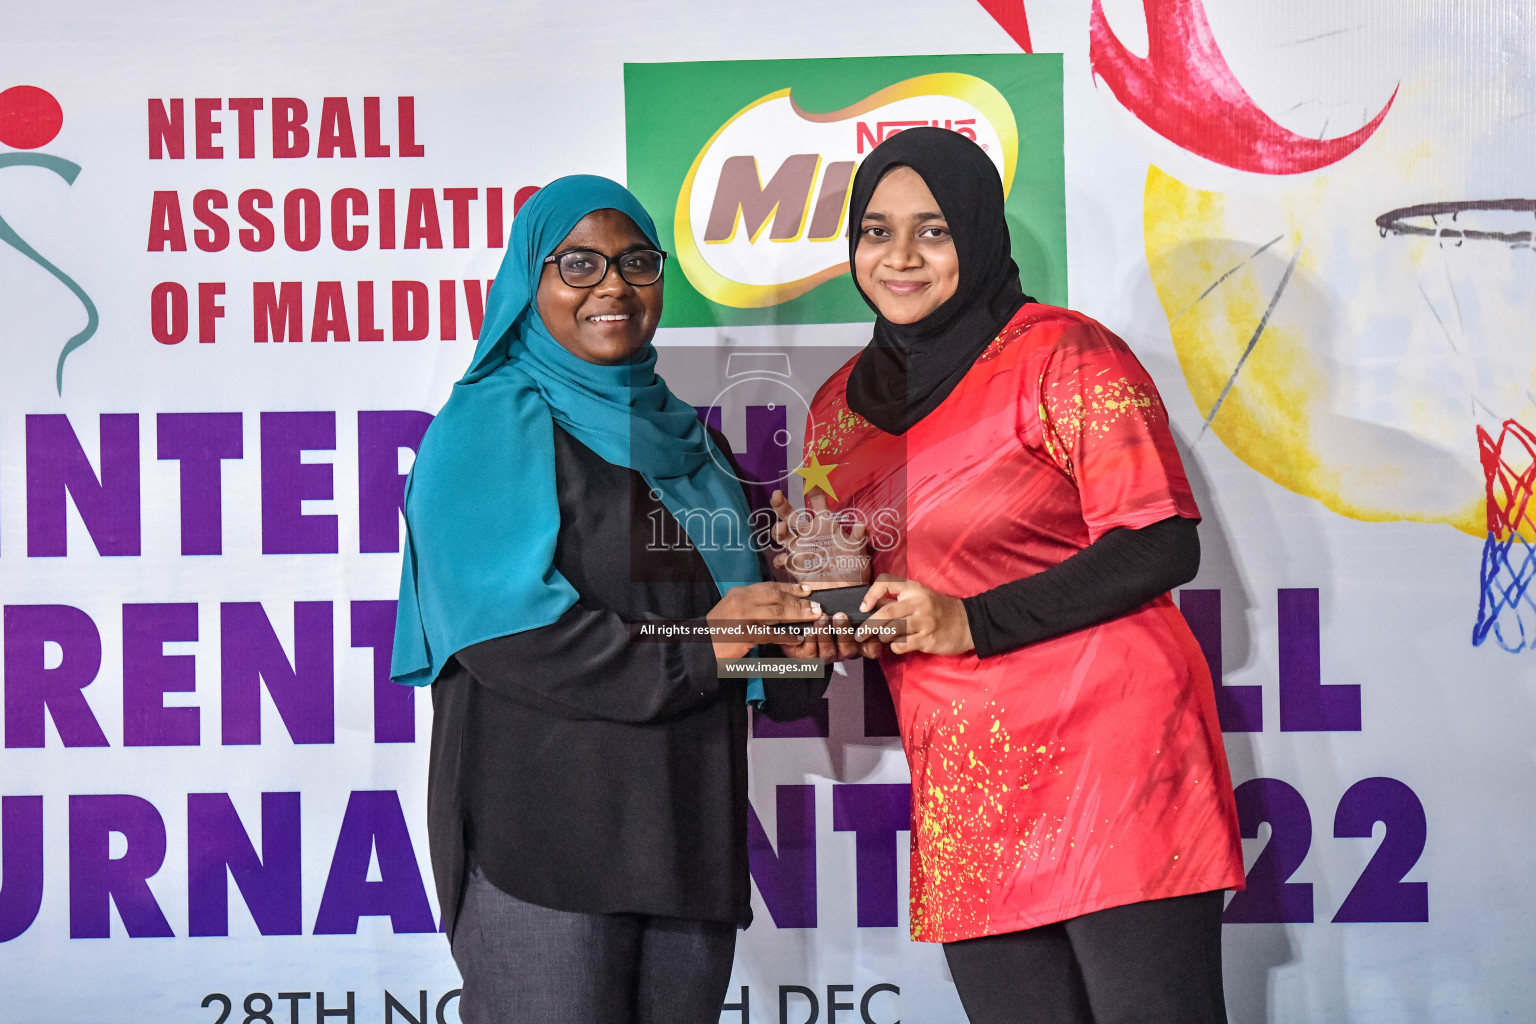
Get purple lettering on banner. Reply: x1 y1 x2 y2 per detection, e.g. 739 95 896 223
25 414 141 557
260 411 338 554
219 602 334 745
3 605 108 748
738 404 789 511
1178 589 1261 732
692 404 788 512
358 410 432 554
862 658 900 738
1278 588 1360 732
0 796 45 942
1331 777 1429 923
187 792 302 936
122 603 200 747
350 600 412 743
312 791 436 934
67 794 175 938
831 783 910 928
746 784 816 928
1223 777 1314 923
752 699 829 739
156 413 243 555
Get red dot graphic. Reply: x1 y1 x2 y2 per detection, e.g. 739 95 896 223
0 86 64 150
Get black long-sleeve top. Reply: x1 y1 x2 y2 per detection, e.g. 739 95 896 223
962 515 1201 658
428 424 827 938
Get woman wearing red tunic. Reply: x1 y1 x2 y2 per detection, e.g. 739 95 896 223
778 129 1244 1023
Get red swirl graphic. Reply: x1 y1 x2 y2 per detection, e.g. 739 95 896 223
1089 0 1396 174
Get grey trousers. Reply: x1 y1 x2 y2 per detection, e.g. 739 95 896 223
451 867 738 1024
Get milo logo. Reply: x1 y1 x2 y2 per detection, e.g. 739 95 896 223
626 55 1065 327
675 74 1016 309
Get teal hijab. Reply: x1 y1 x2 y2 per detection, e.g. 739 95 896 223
390 175 764 694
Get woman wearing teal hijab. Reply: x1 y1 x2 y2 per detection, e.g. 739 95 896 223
393 176 840 1023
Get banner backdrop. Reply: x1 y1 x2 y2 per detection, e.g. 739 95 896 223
2 2 1534 1022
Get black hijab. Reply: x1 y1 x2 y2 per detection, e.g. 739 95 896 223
844 127 1033 435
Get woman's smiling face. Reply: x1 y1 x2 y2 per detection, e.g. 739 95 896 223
853 165 960 325
536 209 663 365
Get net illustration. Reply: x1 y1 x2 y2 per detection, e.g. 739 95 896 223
1475 420 1536 652
1378 199 1536 652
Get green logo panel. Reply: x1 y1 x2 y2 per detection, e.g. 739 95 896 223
625 53 1066 328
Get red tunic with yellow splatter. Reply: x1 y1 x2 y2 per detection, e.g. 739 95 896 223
804 304 1244 943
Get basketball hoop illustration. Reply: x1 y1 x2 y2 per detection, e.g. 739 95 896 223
1375 200 1536 248
1380 198 1536 651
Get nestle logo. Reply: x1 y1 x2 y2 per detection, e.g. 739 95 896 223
855 118 978 153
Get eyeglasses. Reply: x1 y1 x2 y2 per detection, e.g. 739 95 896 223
542 247 667 288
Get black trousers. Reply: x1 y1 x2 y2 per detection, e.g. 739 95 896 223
942 891 1229 1024
450 866 738 1024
